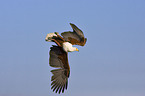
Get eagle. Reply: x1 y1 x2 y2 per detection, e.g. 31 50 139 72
45 23 87 94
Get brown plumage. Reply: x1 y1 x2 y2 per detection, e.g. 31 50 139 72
61 23 87 46
49 46 70 93
46 23 87 94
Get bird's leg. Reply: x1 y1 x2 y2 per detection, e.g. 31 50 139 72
51 39 61 47
54 32 65 41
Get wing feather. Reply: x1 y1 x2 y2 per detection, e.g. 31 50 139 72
70 23 85 38
61 23 87 46
49 46 70 94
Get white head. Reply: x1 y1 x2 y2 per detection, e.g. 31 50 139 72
68 47 79 52
63 42 79 52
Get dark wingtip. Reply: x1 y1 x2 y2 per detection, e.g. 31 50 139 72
69 23 74 26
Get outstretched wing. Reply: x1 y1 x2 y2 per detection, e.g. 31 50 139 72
49 45 70 94
61 23 87 46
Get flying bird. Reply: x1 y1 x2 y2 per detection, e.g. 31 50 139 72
45 23 87 94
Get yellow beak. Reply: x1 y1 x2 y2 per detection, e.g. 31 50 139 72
76 48 79 51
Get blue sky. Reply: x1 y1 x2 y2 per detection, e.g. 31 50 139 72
0 0 145 96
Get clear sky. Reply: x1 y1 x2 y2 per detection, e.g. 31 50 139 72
0 0 145 96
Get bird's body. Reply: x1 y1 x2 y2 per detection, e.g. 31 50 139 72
45 23 87 94
46 33 78 52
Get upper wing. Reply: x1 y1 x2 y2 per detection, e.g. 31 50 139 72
61 23 87 46
49 45 70 94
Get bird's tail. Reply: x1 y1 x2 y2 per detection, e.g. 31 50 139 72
45 32 58 42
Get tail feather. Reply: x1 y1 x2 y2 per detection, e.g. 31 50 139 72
45 33 57 42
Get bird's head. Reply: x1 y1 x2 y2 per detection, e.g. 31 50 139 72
67 47 79 52
63 42 79 52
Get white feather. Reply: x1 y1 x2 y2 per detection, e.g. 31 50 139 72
63 42 77 52
45 33 57 42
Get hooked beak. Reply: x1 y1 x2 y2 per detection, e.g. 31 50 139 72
76 48 79 52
